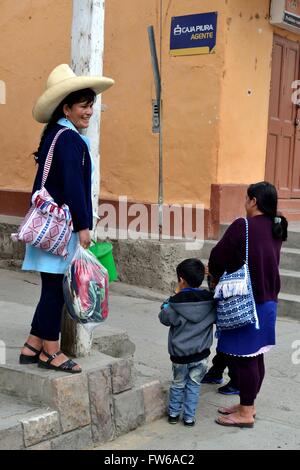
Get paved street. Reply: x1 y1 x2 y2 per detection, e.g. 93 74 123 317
0 268 300 450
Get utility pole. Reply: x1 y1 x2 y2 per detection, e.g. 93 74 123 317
71 0 105 222
148 26 163 238
61 0 106 357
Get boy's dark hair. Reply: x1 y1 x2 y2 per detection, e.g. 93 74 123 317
176 258 205 288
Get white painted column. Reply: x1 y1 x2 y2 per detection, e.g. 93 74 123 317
71 0 105 229
61 0 106 357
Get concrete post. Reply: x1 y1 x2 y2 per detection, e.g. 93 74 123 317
61 307 93 357
71 0 105 221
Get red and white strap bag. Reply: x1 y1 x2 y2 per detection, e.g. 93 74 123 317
11 128 73 259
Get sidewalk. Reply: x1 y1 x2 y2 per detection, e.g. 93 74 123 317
0 267 300 450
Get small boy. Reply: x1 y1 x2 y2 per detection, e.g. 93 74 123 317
159 258 216 426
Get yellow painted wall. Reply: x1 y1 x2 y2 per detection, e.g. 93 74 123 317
101 0 160 204
161 0 227 207
1 0 300 210
217 0 300 184
102 0 227 208
0 0 72 191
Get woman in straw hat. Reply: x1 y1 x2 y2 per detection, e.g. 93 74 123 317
19 64 114 373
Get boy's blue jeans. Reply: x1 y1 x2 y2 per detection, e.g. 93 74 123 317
168 358 208 421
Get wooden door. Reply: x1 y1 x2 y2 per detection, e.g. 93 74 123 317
265 35 300 198
292 105 300 196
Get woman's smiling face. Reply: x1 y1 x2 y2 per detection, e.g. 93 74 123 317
63 101 94 130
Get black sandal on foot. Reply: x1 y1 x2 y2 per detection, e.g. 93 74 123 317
19 342 42 364
38 349 82 374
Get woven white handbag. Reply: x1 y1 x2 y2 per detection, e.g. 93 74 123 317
214 218 259 334
11 128 73 259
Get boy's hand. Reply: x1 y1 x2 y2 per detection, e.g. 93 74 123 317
161 299 170 310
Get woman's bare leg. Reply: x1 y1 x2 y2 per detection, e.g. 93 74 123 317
20 334 43 356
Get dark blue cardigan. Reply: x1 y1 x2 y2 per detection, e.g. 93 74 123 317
31 124 93 232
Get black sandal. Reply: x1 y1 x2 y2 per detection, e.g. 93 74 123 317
19 342 42 365
38 349 82 374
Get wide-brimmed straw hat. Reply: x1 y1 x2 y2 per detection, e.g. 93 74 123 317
33 64 114 123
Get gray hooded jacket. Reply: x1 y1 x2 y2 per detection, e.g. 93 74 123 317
159 289 216 363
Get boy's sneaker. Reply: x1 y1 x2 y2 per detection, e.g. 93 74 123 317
183 419 195 427
168 415 180 424
201 371 223 384
218 381 240 395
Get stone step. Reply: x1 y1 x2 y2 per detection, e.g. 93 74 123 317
0 350 125 406
109 280 166 303
111 376 167 439
112 239 212 293
280 269 300 296
0 215 24 260
0 349 167 449
286 231 300 249
278 293 300 320
92 324 136 358
280 247 300 271
285 223 300 249
198 240 217 259
1 216 298 262
1 217 298 270
0 376 166 450
4 246 298 284
0 392 59 450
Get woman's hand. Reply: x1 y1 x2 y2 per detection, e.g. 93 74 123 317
79 228 91 249
206 265 217 292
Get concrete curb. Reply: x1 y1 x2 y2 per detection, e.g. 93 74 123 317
0 350 167 450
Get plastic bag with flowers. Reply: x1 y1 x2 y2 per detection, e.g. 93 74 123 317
63 245 109 331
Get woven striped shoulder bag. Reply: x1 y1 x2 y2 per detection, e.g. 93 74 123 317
11 128 73 259
213 217 259 335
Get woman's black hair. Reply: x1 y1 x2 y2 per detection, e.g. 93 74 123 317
33 88 96 163
247 181 288 241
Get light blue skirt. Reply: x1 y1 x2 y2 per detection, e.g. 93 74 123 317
22 233 79 274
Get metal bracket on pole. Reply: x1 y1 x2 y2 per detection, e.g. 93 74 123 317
152 99 160 133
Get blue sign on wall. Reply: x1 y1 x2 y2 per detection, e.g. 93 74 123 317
170 12 217 56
